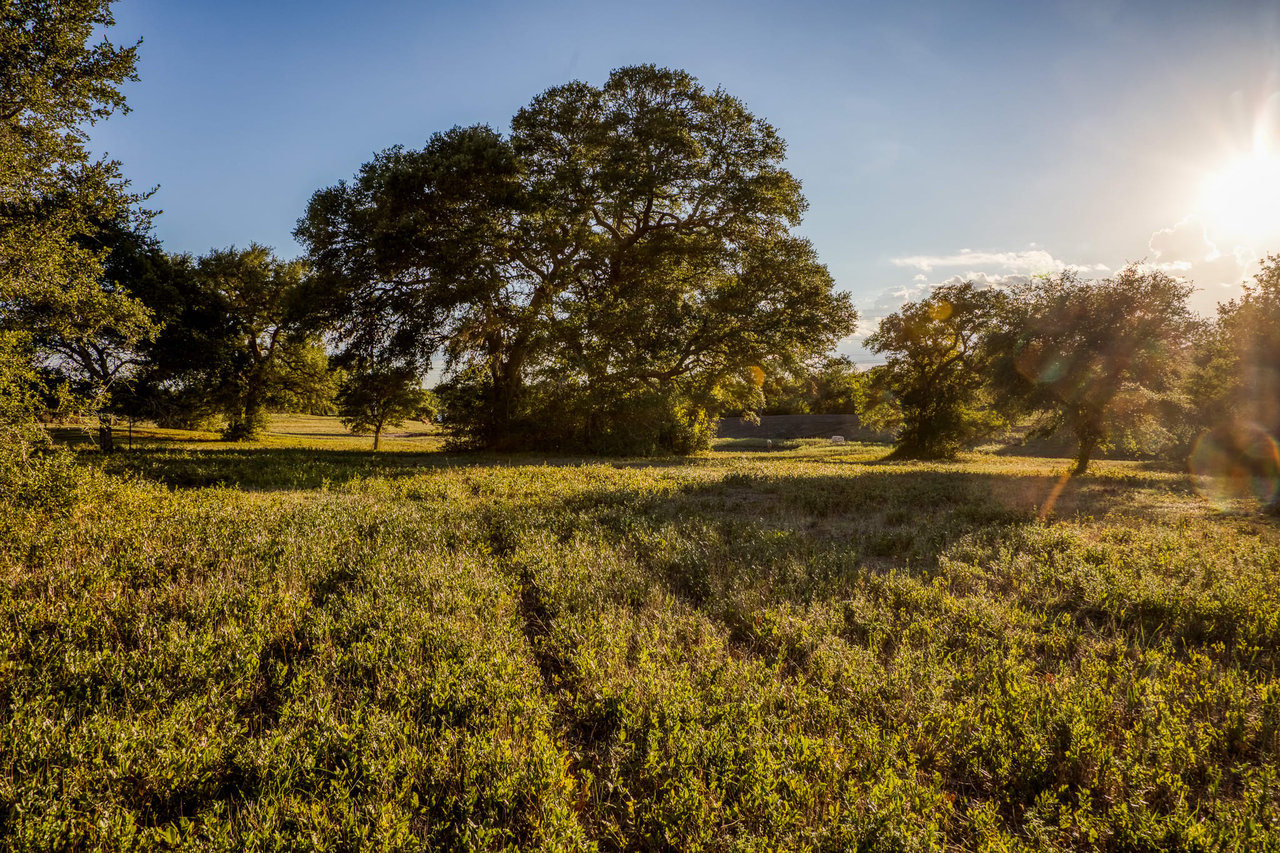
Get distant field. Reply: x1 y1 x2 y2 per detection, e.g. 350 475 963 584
3 431 1279 849
48 412 446 453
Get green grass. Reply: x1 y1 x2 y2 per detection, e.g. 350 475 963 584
49 412 446 454
2 421 1279 850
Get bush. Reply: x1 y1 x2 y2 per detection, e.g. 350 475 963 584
0 332 81 508
571 386 714 456
437 370 713 455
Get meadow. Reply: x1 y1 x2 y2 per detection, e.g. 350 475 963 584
2 419 1279 850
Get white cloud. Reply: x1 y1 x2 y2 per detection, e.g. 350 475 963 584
933 271 1034 290
860 270 1031 321
1149 217 1220 265
890 248 1071 274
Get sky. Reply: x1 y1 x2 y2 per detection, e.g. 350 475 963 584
89 0 1280 361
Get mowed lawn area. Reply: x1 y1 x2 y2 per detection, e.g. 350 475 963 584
51 413 447 453
3 419 1279 850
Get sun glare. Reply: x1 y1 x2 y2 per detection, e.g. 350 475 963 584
1200 153 1280 245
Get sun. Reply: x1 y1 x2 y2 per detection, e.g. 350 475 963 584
1199 152 1280 246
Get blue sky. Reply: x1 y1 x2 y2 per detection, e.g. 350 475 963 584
91 0 1280 358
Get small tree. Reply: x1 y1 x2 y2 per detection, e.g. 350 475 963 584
990 265 1195 475
337 367 434 450
864 282 1007 459
185 245 323 440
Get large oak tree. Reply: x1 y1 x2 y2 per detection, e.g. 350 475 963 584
297 65 856 453
181 245 329 440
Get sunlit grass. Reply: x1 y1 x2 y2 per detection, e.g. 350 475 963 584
49 412 446 453
3 426 1278 849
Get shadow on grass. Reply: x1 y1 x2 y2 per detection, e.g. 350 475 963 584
533 466 1247 679
96 445 708 490
554 466 1194 589
991 437 1185 471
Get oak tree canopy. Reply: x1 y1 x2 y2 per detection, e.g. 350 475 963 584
297 65 856 453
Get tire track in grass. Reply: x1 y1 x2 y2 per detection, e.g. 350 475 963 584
482 510 624 844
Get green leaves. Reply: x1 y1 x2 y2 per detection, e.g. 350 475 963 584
866 281 1009 459
1189 255 1280 507
299 65 856 453
145 244 329 441
0 0 147 462
869 267 1198 471
0 1 138 128
990 266 1196 474
336 367 434 450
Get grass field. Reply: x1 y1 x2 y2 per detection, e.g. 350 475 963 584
3 417 1279 850
50 413 447 454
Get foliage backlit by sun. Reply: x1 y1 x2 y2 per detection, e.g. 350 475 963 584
1200 152 1280 246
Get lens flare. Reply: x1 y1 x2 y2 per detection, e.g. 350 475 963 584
928 299 953 321
1189 424 1280 508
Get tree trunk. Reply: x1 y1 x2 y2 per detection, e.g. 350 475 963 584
226 388 264 441
1071 433 1097 477
98 419 115 454
373 425 381 451
242 394 262 440
487 358 526 445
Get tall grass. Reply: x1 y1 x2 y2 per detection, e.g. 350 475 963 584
2 437 1278 849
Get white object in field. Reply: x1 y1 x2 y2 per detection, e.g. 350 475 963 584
766 439 773 449
830 435 846 444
